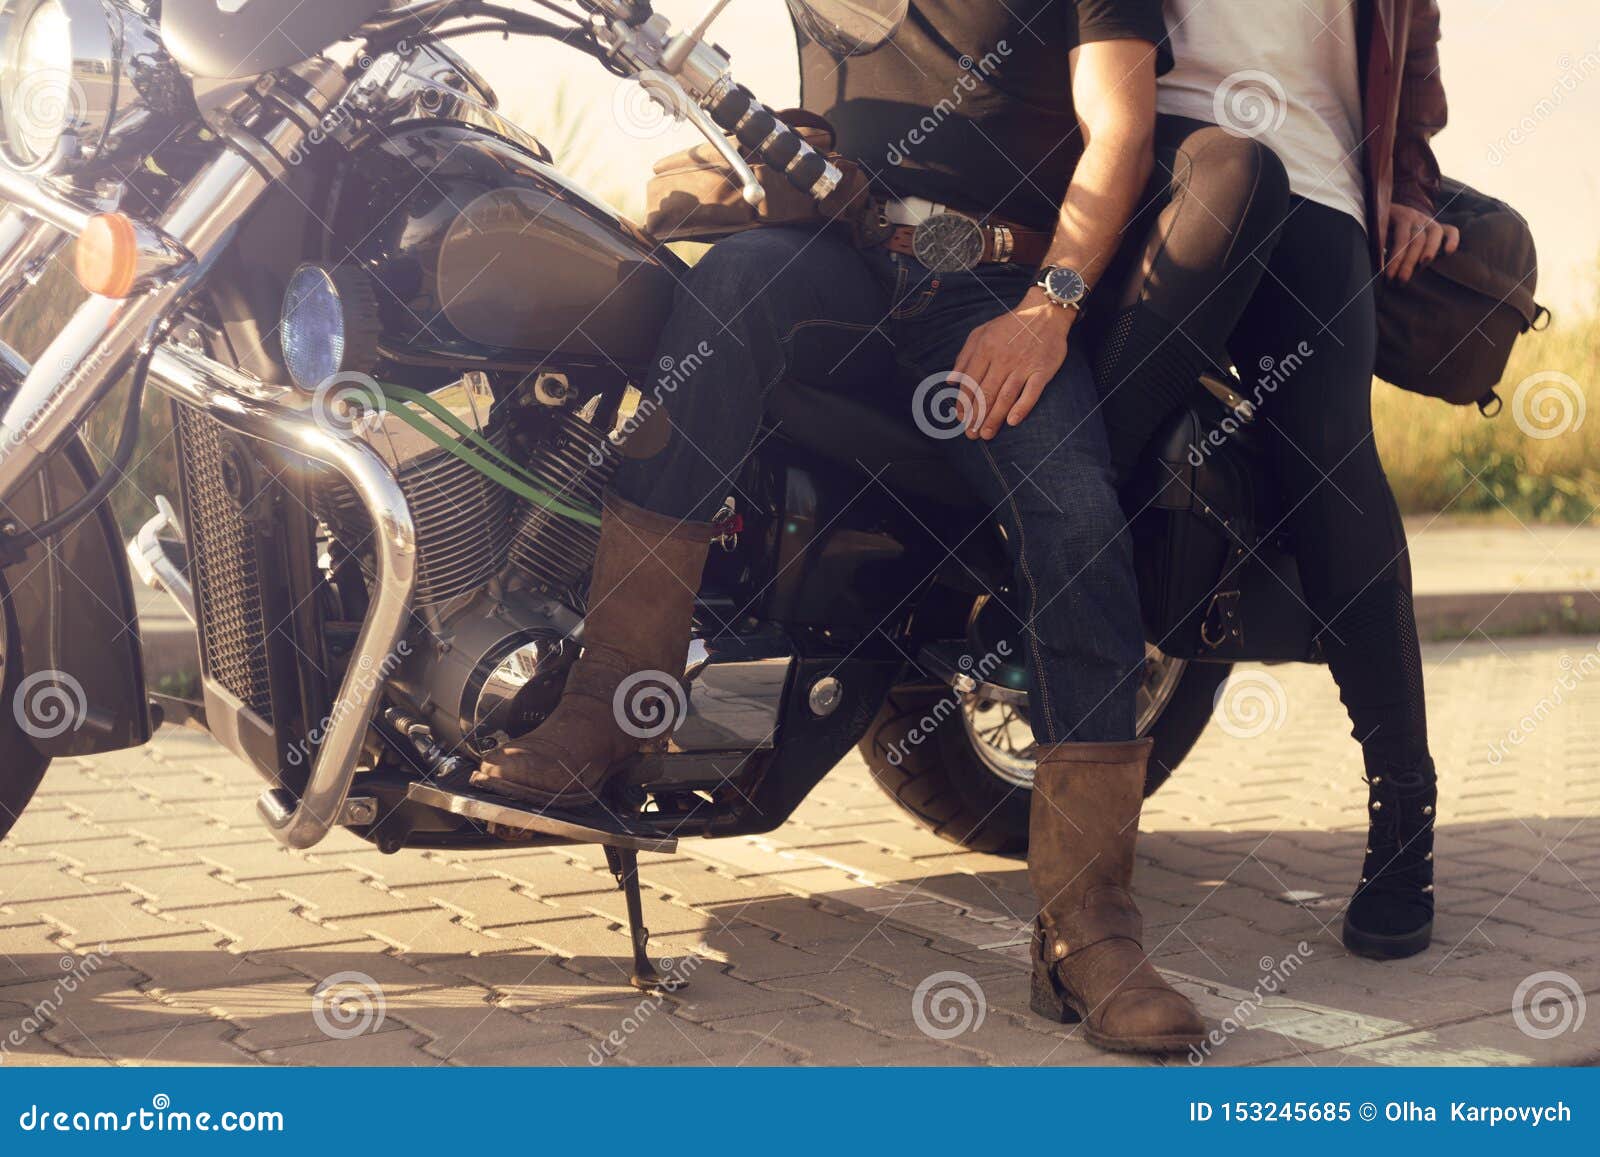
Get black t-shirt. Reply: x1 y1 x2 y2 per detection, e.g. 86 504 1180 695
797 1 1171 229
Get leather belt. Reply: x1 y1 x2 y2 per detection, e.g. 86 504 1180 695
884 222 1050 269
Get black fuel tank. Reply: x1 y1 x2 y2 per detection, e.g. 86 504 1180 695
336 124 683 369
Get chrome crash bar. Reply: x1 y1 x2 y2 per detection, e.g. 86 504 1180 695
143 342 418 851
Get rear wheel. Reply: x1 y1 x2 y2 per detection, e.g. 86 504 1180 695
860 645 1230 854
0 579 51 842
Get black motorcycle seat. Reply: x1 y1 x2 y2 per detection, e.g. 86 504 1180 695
767 372 983 509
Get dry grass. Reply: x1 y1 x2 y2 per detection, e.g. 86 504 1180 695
1374 307 1600 524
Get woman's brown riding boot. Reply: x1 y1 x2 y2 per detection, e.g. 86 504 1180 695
1028 739 1206 1054
471 495 712 810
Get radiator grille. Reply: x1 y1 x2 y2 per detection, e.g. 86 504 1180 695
175 406 275 723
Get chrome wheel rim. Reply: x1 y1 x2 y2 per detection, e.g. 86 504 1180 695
961 645 1188 790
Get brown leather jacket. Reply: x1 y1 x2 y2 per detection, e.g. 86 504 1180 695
1363 0 1448 264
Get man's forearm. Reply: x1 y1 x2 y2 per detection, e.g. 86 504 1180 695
1037 130 1154 292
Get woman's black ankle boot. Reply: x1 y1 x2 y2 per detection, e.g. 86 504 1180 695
1342 756 1436 960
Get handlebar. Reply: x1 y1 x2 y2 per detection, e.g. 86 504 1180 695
705 81 838 201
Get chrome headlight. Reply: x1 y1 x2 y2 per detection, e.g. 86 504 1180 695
281 264 381 392
0 0 187 175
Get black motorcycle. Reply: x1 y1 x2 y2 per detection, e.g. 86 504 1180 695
0 0 1316 987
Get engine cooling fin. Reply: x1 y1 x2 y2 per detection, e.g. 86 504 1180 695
319 422 516 609
508 407 619 596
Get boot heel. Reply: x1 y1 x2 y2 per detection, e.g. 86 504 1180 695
1029 964 1083 1025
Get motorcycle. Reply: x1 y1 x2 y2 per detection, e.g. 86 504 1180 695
0 0 1317 989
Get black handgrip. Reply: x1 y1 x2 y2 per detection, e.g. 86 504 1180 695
707 82 835 199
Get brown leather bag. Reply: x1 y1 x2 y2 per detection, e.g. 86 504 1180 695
1374 177 1548 414
644 110 872 243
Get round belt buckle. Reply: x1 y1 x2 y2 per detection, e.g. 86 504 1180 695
912 212 985 274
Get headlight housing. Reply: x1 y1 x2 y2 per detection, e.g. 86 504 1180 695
0 0 188 175
281 263 381 392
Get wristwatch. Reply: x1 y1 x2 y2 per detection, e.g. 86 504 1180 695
1036 265 1088 311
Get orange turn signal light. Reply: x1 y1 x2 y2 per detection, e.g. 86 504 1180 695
75 212 141 299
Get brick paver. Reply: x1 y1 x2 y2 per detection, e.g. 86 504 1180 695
2 636 1596 1066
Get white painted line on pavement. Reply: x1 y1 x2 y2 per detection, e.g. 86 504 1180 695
679 833 1537 1067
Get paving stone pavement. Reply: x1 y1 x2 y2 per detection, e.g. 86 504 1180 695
2 636 1596 1068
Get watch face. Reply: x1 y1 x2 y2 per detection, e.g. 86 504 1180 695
912 213 985 274
1044 266 1086 306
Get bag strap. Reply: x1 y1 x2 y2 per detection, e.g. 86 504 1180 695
1425 251 1541 328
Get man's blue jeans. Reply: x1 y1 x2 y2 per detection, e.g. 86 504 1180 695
614 227 1144 744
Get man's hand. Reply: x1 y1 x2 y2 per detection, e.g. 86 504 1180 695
1385 203 1460 283
951 290 1075 439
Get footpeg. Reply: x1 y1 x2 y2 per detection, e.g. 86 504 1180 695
404 783 677 853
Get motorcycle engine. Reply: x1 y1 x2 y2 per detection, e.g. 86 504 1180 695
318 372 622 754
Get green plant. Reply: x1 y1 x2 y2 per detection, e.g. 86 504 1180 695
1374 306 1600 524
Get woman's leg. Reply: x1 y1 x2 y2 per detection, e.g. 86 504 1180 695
1227 200 1436 958
1092 115 1290 484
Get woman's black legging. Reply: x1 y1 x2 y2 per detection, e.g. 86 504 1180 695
1093 114 1431 776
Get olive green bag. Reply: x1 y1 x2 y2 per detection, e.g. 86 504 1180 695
1374 177 1549 415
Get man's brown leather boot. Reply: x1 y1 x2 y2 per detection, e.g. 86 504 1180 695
472 495 711 810
1027 739 1206 1053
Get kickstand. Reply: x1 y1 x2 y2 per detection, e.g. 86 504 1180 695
605 846 668 993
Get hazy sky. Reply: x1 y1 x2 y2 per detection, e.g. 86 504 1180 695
464 0 1600 313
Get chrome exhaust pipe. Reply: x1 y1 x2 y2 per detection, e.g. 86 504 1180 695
145 341 417 851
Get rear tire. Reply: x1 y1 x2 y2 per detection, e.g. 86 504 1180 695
0 579 51 843
859 652 1230 855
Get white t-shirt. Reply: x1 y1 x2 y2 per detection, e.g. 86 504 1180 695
1157 0 1366 228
